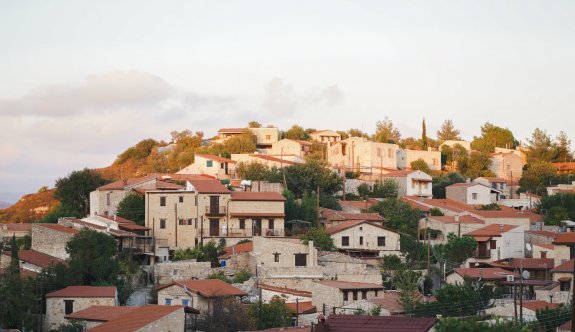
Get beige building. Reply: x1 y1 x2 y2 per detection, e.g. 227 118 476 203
0 223 31 243
446 268 518 285
269 139 312 159
420 215 485 245
31 223 79 260
311 280 384 310
157 279 246 315
445 183 494 205
145 179 286 252
215 127 280 149
327 137 400 173
396 149 441 172
381 170 432 198
309 130 341 145
490 152 524 181
231 153 300 170
326 220 400 257
45 286 117 331
177 154 237 180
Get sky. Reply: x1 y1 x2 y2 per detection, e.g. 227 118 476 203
1 0 575 201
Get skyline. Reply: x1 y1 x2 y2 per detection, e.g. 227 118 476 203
2 0 575 196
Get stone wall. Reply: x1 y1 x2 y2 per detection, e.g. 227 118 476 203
45 296 115 331
31 224 76 260
154 260 213 285
318 252 383 285
138 307 185 332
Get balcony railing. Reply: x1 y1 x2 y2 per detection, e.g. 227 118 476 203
474 249 491 259
198 228 284 238
205 206 226 216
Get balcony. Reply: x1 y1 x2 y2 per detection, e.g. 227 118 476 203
474 249 491 259
205 206 226 216
198 227 284 238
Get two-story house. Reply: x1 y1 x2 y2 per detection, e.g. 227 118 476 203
490 152 524 181
309 130 342 145
381 170 432 198
312 280 384 310
269 139 312 159
445 183 494 205
464 224 524 265
215 127 280 150
396 149 441 172
326 220 400 258
327 137 399 173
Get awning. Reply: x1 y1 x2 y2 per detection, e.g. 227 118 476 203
558 277 572 282
474 237 492 242
230 213 285 218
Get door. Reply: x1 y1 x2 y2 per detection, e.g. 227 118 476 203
252 219 262 236
210 196 220 214
209 219 219 236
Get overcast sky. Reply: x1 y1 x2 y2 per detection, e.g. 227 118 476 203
1 0 575 200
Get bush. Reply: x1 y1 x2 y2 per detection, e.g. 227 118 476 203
208 271 232 283
232 270 252 284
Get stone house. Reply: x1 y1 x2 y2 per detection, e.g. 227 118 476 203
309 130 341 145
490 152 524 181
31 223 79 260
485 300 556 322
269 139 312 159
446 267 519 285
45 286 117 331
311 280 384 311
177 154 237 180
445 182 495 205
0 249 65 273
420 215 485 244
324 211 384 228
154 260 212 285
532 243 555 259
231 153 299 170
396 149 441 172
473 177 515 200
314 315 437 332
258 283 312 303
464 224 524 265
381 170 432 198
157 279 247 315
502 192 541 210
318 251 383 285
548 259 575 304
218 240 254 272
214 127 280 150
327 137 399 173
145 179 286 252
0 223 31 243
326 220 400 258
65 305 190 331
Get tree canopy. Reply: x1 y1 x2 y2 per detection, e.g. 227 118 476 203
436 120 461 141
283 159 342 197
300 227 335 251
432 172 466 199
373 118 401 144
471 122 516 153
283 125 308 140
518 161 557 196
116 194 145 225
54 168 109 215
410 158 431 174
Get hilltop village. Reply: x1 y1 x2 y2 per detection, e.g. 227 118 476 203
1 120 575 332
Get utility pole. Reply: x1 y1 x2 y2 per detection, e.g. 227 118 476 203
296 298 300 326
317 185 320 226
571 254 575 332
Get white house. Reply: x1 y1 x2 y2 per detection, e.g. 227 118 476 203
396 149 441 172
326 220 401 257
464 224 524 265
309 130 341 145
381 170 432 198
445 183 494 205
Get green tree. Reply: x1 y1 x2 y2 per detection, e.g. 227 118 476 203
374 118 401 144
116 194 145 225
536 304 571 332
172 240 223 267
319 194 342 211
436 317 531 332
434 233 477 268
232 270 252 284
300 192 318 226
248 121 262 128
223 129 257 154
436 120 461 141
347 128 370 138
432 172 466 198
441 143 468 168
236 161 271 181
554 131 573 163
207 271 232 283
115 138 158 164
283 125 308 140
41 204 84 224
54 168 109 215
282 190 299 222
369 198 421 236
421 118 428 149
300 227 335 251
429 207 444 216
471 122 516 153
526 128 556 164
518 161 556 196
457 151 494 179
249 296 292 330
372 179 399 198
410 159 431 174
539 193 575 225
284 159 342 197
396 268 423 312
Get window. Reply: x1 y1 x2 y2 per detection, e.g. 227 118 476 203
374 290 379 297
165 298 172 305
359 227 363 231
561 280 571 292
160 219 166 229
343 291 349 301
206 160 213 167
239 219 245 229
160 197 166 206
472 193 478 200
295 253 307 267
64 300 74 315
490 240 497 250
268 219 275 229
353 291 358 301
178 218 185 225
541 251 547 259
342 236 350 246
273 252 280 262
179 196 184 203
172 269 178 276
187 218 193 225
378 237 386 247
359 236 363 245
106 193 111 206
221 163 224 169
362 291 367 300
266 135 271 140
182 299 189 306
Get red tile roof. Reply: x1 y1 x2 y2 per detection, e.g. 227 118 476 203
219 241 253 259
451 268 519 280
464 224 519 237
97 175 157 190
337 199 380 210
330 212 384 221
38 223 80 235
66 219 137 237
66 306 137 321
521 300 558 312
323 315 437 332
195 154 237 163
46 286 117 298
551 259 574 273
401 197 431 212
326 220 395 236
526 230 560 238
552 162 575 172
258 283 312 297
230 212 285 218
0 267 38 279
553 232 575 245
157 279 247 298
428 215 484 224
314 280 384 290
230 191 286 201
487 258 554 270
286 301 316 314
476 177 511 183
2 249 65 269
534 243 554 250
0 223 32 232
249 154 296 165
381 170 421 177
86 305 185 332
188 179 230 194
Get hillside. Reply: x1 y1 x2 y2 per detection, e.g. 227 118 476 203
0 201 12 209
0 189 59 223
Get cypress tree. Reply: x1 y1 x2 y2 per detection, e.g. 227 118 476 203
421 118 428 149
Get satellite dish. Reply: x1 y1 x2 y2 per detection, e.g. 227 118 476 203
525 243 532 251
522 270 530 280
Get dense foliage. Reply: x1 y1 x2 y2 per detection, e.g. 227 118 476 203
300 227 336 251
248 296 292 330
116 194 145 225
54 168 109 215
432 172 466 198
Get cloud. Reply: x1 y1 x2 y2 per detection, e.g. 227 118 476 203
261 78 344 116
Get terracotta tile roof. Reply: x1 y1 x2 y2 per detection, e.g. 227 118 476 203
2 249 65 268
97 215 135 224
117 223 151 231
157 279 248 298
86 305 185 332
97 174 213 191
553 232 575 245
0 223 32 232
451 268 519 280
249 154 296 165
330 212 384 221
230 191 286 201
46 286 117 298
286 301 316 314
401 197 431 212
521 300 558 312
552 162 575 172
66 305 137 321
551 259 574 273
447 182 485 188
428 215 484 224
486 258 554 270
526 230 560 238
476 177 511 183
66 219 137 237
369 291 431 315
188 179 230 194
323 315 437 332
219 241 253 259
464 224 519 237
326 220 395 235
218 127 246 134
337 199 379 210
195 154 237 163
525 192 542 199
285 139 312 146
534 243 554 250
314 280 384 290
0 267 38 279
560 320 572 331
97 175 157 190
258 283 312 297
38 223 80 235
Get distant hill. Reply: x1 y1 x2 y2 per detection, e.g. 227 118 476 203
0 201 12 209
0 189 59 223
